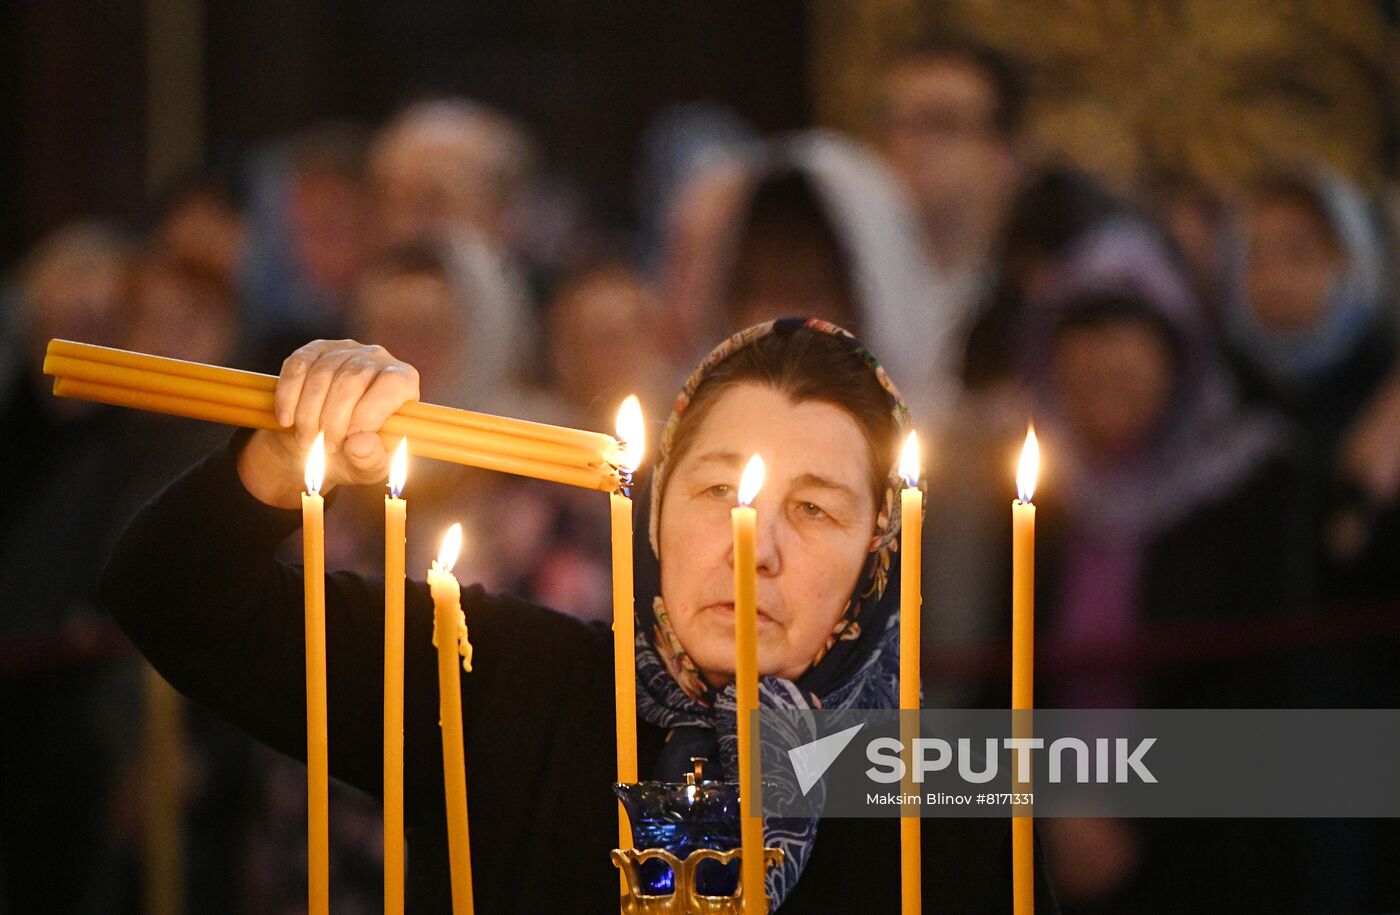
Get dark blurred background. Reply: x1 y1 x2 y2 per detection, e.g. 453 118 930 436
0 0 810 264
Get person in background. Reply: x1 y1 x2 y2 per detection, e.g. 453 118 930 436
1146 170 1233 328
1224 169 1400 911
545 259 675 430
920 167 1128 710
0 222 138 913
241 123 372 367
960 166 1128 392
367 99 540 408
369 98 537 253
1225 169 1397 604
654 149 754 361
331 242 527 582
480 259 680 621
724 167 859 333
661 130 956 427
872 32 1025 324
125 253 241 368
106 249 260 914
1011 218 1311 913
147 169 248 297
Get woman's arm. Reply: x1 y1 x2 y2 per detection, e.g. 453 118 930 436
99 429 397 796
100 339 425 797
100 341 620 811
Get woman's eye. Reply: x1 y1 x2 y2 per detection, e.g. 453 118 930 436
705 483 733 499
796 501 828 520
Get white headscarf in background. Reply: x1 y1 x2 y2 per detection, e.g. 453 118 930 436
746 130 964 429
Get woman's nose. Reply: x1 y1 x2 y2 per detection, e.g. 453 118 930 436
752 511 783 576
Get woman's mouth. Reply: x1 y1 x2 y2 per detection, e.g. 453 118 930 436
704 602 776 624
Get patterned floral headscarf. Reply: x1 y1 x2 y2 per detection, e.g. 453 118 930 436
630 317 918 906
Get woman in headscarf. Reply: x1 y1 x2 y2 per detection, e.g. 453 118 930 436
1225 169 1398 602
1018 218 1311 708
1006 219 1312 912
99 318 1056 911
1224 170 1400 913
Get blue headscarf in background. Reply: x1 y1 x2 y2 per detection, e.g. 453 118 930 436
1228 169 1388 388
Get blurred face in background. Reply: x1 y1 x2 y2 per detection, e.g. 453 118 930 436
1052 317 1177 459
290 166 368 300
727 230 856 333
725 172 857 334
877 55 1017 234
24 228 129 360
547 265 666 417
369 107 530 250
348 266 465 398
126 257 238 366
662 163 750 352
155 189 246 288
1245 194 1343 334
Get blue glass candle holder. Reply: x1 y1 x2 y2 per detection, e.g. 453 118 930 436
614 757 743 896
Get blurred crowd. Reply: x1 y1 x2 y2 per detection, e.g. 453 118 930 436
4 31 1400 914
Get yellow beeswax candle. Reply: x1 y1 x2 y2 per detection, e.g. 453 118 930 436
302 432 329 915
429 523 475 914
612 396 644 883
898 432 923 914
384 439 408 915
733 455 766 914
1012 427 1039 915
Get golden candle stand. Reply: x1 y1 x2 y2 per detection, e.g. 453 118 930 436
611 846 784 915
612 757 785 914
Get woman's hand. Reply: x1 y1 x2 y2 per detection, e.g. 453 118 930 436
1339 367 1400 506
236 340 421 508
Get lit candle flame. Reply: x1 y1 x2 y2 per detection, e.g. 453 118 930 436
898 431 921 489
737 455 765 507
615 395 645 474
1016 425 1039 503
389 437 408 498
304 431 325 495
436 523 463 574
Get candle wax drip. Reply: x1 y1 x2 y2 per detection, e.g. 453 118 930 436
430 562 473 673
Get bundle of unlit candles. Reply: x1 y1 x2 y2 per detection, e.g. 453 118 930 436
44 339 622 492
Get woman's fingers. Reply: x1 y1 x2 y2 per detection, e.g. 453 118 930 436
291 345 360 447
318 356 381 450
273 339 419 478
346 361 420 440
274 340 345 428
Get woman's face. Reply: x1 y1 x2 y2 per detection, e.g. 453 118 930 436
1245 197 1343 333
1052 319 1175 458
658 382 879 686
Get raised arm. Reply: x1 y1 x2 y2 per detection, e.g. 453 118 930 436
99 340 618 814
100 340 424 797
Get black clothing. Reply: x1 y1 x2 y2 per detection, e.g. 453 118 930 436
1227 319 1399 603
101 432 1058 912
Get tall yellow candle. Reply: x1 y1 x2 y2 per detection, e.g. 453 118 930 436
142 670 183 915
733 455 766 915
384 439 409 915
302 432 329 915
898 432 923 915
429 523 475 914
1012 427 1039 915
612 397 644 880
